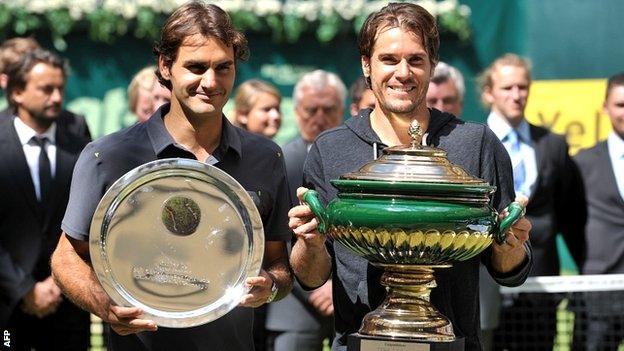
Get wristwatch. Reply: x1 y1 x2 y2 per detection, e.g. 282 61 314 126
266 275 279 304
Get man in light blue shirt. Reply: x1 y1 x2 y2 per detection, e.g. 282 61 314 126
480 53 587 350
573 72 624 350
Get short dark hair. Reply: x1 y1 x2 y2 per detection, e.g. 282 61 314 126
606 72 624 100
5 49 67 109
153 1 249 90
349 76 369 105
358 3 439 74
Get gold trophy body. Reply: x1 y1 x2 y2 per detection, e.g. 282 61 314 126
304 121 524 350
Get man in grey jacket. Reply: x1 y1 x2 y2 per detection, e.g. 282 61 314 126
288 3 533 350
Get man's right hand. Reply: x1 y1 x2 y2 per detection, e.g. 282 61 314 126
288 187 325 248
104 304 158 336
21 276 62 318
289 187 333 289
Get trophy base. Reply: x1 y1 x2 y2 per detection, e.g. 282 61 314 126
359 264 456 340
347 334 465 351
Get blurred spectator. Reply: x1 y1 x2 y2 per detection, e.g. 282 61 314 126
0 49 90 350
0 37 91 139
348 76 375 117
481 53 586 350
233 78 282 351
234 79 281 139
127 65 171 122
426 61 464 117
266 69 345 351
573 72 624 350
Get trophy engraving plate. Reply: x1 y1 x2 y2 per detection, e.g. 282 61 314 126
89 159 264 328
361 339 430 351
348 334 464 351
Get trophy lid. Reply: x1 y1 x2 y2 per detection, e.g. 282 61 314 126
89 158 264 328
333 120 495 201
340 120 489 185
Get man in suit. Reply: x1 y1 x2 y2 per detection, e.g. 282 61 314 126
0 37 91 140
481 53 586 350
573 72 624 350
266 69 345 351
0 49 91 349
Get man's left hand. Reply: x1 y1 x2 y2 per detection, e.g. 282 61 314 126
239 269 274 308
491 195 532 273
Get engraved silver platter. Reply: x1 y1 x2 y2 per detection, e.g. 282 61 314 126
89 158 264 328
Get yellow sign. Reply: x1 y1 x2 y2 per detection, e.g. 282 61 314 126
525 79 613 155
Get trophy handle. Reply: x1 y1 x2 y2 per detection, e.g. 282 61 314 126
302 190 328 234
495 202 525 244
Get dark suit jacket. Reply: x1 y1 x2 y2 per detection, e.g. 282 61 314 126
575 141 624 274
0 107 92 141
0 115 90 327
266 136 332 333
525 124 586 276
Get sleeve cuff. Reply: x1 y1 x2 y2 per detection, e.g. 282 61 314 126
488 242 532 287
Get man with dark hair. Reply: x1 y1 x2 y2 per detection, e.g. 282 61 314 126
50 2 293 350
480 53 586 350
0 48 90 349
348 76 376 117
0 37 91 140
288 3 532 350
573 72 624 350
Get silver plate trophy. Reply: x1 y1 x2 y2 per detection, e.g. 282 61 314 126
89 158 264 328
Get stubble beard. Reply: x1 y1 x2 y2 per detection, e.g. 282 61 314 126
28 106 60 129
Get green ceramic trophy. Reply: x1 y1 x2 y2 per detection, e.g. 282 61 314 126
303 121 524 351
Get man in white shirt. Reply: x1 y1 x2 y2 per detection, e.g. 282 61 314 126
481 53 586 350
0 49 90 349
573 72 624 350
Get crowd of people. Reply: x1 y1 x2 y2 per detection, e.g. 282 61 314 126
0 1 622 351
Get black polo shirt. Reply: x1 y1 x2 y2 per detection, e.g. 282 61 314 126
62 104 293 350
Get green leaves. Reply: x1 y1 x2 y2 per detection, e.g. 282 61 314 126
0 1 472 50
134 7 160 41
87 9 127 44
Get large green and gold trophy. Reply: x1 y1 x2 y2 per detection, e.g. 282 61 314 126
303 121 524 351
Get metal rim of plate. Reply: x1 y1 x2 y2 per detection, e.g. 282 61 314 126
89 158 264 328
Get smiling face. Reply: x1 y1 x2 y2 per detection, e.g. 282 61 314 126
243 92 281 138
362 26 432 119
159 34 235 119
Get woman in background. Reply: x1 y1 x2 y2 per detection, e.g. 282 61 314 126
233 79 281 139
128 66 171 122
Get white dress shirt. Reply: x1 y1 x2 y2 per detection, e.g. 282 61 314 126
607 131 624 201
13 117 57 201
487 112 538 198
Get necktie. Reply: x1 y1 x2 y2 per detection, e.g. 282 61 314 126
32 136 52 207
506 130 526 194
